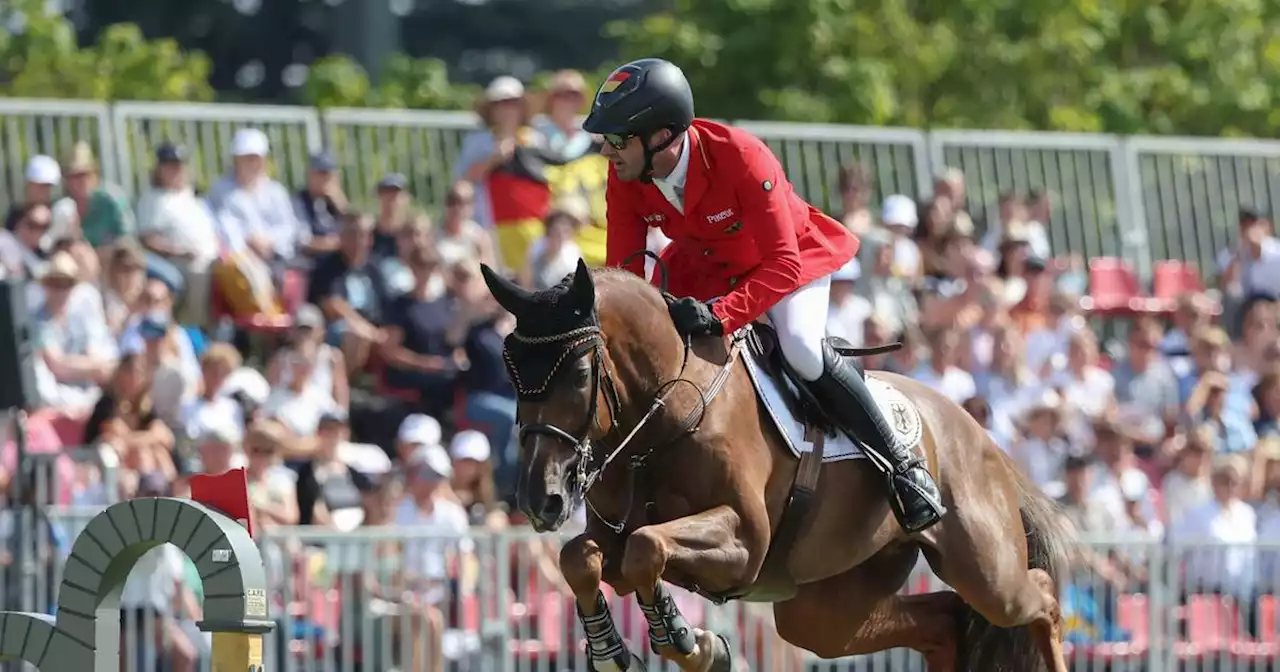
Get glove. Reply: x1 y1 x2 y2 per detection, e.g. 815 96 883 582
668 297 724 338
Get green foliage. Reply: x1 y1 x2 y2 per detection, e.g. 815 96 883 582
0 0 213 101
608 0 1280 136
304 54 480 110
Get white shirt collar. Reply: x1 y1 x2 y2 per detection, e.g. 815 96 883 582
654 132 691 191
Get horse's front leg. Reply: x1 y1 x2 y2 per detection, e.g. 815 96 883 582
559 534 645 671
621 504 753 672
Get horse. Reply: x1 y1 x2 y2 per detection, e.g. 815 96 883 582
481 259 1072 672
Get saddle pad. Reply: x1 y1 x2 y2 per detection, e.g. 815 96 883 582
740 351 923 463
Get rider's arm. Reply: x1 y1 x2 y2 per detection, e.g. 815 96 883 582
708 144 803 334
603 172 648 277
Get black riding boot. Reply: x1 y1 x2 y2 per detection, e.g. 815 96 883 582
807 340 946 533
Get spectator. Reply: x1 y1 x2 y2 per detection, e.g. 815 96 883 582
33 251 115 410
393 442 470 606
243 419 299 528
910 329 976 404
1173 455 1258 607
1184 371 1256 454
435 181 495 269
296 412 364 529
978 325 1041 442
102 244 148 337
308 212 389 373
1090 420 1156 533
1050 329 1115 441
1253 366 1280 439
1058 454 1125 535
836 164 874 235
380 248 460 416
383 212 434 298
444 260 517 490
826 260 871 346
1160 426 1214 524
293 150 346 258
268 303 349 408
1163 292 1216 360
395 414 443 466
1180 326 1232 403
120 278 201 391
1234 295 1278 383
449 429 500 525
208 128 305 276
854 234 917 336
534 69 593 158
371 172 414 260
135 142 220 328
196 423 244 475
520 200 585 290
260 345 342 439
181 343 267 442
1011 390 1070 490
3 155 60 234
84 352 177 496
0 203 52 281
53 141 134 252
1112 319 1180 427
1218 206 1280 300
135 310 201 431
931 167 975 236
880 194 922 281
1253 438 1280 578
455 75 542 252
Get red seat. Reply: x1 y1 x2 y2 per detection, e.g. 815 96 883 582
1153 260 1204 300
1081 257 1163 316
1261 595 1278 643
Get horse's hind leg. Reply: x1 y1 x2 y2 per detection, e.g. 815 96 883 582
923 482 1069 672
559 534 644 671
619 505 753 672
774 545 966 670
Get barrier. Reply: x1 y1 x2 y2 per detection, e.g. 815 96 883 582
0 469 273 671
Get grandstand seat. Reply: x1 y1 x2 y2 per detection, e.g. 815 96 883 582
1261 595 1278 643
1081 257 1163 316
1152 260 1204 300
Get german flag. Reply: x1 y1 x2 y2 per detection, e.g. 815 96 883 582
600 70 631 94
487 137 609 269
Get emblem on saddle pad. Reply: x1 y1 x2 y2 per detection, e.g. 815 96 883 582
868 375 924 449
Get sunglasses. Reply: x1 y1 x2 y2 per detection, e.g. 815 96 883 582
602 133 634 150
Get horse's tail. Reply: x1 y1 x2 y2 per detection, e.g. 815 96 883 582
955 464 1072 671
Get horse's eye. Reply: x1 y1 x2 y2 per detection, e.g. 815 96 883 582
572 367 592 390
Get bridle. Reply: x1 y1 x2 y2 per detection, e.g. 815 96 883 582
505 315 740 534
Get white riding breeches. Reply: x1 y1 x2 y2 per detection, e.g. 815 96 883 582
765 274 831 382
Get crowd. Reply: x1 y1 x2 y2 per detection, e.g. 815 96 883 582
1 71 1279 666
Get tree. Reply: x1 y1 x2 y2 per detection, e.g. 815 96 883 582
0 0 213 101
608 0 1280 136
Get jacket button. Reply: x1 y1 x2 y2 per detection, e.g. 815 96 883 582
702 249 712 256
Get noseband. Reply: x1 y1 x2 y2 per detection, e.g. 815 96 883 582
505 322 740 533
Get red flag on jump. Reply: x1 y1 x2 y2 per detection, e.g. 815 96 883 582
189 467 254 538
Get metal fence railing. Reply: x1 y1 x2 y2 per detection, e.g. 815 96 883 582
1 514 1279 671
3 98 1279 282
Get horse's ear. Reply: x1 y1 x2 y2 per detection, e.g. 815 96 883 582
569 259 595 311
481 264 532 317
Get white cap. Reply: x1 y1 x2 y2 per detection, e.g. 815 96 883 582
450 429 491 462
830 259 861 283
230 128 270 157
881 194 918 228
398 413 442 447
485 75 525 102
25 155 61 185
409 444 454 479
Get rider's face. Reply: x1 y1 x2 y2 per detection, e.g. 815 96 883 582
600 132 650 181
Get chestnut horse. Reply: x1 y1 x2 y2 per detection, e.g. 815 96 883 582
482 260 1072 672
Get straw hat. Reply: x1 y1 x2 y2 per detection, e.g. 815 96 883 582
476 76 532 127
40 251 79 284
61 141 98 175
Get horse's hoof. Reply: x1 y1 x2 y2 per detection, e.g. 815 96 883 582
587 651 647 672
707 633 734 672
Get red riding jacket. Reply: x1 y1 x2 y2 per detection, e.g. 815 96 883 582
604 119 859 334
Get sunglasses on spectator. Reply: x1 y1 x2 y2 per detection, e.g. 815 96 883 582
249 445 276 457
446 196 472 207
602 133 635 150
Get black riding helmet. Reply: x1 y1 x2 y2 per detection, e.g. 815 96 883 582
583 58 694 182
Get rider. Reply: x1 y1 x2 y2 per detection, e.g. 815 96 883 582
585 57 946 534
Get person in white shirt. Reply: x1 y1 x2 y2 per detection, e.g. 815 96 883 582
136 143 221 328
1010 390 1071 491
1172 455 1258 605
1217 206 1280 299
880 194 922 281
825 260 872 346
521 202 585 290
1160 427 1214 524
208 128 306 275
393 442 471 606
910 328 976 404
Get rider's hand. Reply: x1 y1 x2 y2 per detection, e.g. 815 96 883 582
668 297 724 338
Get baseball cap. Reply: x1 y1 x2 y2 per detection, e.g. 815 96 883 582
881 194 918 228
449 430 491 463
25 155 61 185
377 172 408 191
830 259 861 283
230 128 270 157
155 142 187 163
408 444 453 480
398 414 442 448
485 75 525 103
293 303 325 330
309 150 337 172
